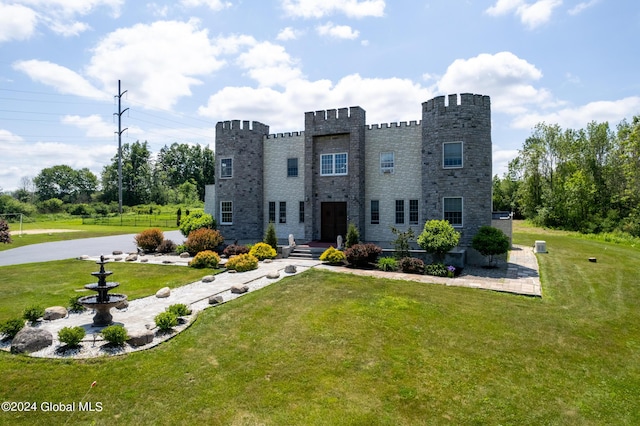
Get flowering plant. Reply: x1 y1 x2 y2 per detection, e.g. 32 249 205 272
447 265 456 278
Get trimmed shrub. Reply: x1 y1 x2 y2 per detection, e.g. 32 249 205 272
155 311 178 331
157 239 177 254
58 326 86 347
377 257 398 272
417 220 461 263
344 243 382 267
0 318 25 339
249 242 277 261
179 211 216 237
345 223 360 248
399 257 425 274
0 219 11 244
226 253 259 272
100 325 128 345
319 246 346 264
472 226 510 267
264 221 278 250
184 228 224 255
23 305 44 323
167 304 191 317
223 244 250 257
135 228 165 252
189 250 220 269
425 263 448 277
68 295 86 313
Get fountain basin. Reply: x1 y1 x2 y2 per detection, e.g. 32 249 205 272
79 293 128 326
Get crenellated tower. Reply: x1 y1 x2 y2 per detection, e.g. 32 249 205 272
421 93 492 246
214 120 269 241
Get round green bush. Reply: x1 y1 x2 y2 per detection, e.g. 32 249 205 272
167 304 192 317
179 211 216 237
155 311 178 331
0 318 25 339
189 250 220 269
471 225 510 266
58 326 86 347
249 242 277 261
23 305 44 323
100 325 128 346
319 246 346 264
226 253 259 272
417 220 461 263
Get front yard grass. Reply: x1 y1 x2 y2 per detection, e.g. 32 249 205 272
0 224 639 424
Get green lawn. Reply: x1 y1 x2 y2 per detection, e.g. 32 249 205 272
1 224 639 425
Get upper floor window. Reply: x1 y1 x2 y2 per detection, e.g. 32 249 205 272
320 153 348 176
380 152 394 174
287 158 298 177
443 197 463 227
220 157 233 178
443 142 463 168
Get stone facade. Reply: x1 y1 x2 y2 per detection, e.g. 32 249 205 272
205 93 492 252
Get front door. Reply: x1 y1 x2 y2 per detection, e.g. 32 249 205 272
321 202 347 242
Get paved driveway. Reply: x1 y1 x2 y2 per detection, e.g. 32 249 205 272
0 231 185 267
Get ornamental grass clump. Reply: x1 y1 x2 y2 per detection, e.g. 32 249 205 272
189 250 220 269
68 295 86 313
225 253 259 272
319 246 346 264
377 257 398 272
58 326 86 347
249 242 277 261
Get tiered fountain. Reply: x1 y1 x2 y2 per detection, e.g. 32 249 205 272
79 255 128 326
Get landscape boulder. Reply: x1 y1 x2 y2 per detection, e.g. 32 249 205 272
11 328 53 354
127 329 154 347
179 252 191 258
231 284 249 294
43 306 67 321
112 250 123 255
208 295 224 305
284 265 297 274
156 287 171 298
125 254 138 262
266 271 280 279
116 300 129 310
202 275 216 283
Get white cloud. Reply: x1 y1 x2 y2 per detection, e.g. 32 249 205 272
85 19 226 109
281 0 385 19
316 22 359 39
236 41 303 87
0 129 24 145
12 60 109 100
511 96 640 130
0 4 38 43
62 115 114 138
485 0 562 29
436 51 553 115
568 0 599 15
180 0 232 11
276 27 301 41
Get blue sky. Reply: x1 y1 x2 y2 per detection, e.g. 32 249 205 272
1 0 638 192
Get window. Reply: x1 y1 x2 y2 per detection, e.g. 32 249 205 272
279 201 287 224
443 142 463 168
299 201 305 223
395 200 405 224
371 200 380 224
220 201 233 224
380 152 394 174
268 202 276 223
220 157 233 178
443 197 463 227
409 199 419 224
287 158 298 177
320 153 348 176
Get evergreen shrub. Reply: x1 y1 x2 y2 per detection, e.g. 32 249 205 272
345 223 360 248
424 263 448 277
166 304 191 317
249 242 277 260
189 250 220 269
23 305 44 323
100 325 128 345
0 318 24 339
225 253 259 272
58 326 86 347
179 211 216 237
319 246 346 264
155 311 178 331
135 228 165 252
264 222 278 250
184 228 224 255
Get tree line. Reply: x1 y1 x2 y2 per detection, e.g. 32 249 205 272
1 142 214 216
493 115 640 236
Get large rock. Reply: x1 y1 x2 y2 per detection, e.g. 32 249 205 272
125 254 138 262
43 306 67 321
208 295 224 305
11 328 53 354
156 287 171 298
179 252 191 258
202 275 216 283
127 329 154 347
266 271 280 279
284 265 297 274
231 284 249 294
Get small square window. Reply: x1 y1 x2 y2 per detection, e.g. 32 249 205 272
220 201 233 224
287 158 298 177
443 142 463 168
443 197 463 227
220 158 233 178
380 152 394 174
371 200 380 224
395 200 405 224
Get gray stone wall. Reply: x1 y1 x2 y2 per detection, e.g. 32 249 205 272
214 120 269 242
421 93 492 247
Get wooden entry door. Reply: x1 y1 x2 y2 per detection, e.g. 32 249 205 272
321 202 347 242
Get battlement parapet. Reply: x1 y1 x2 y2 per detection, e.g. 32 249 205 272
216 120 269 135
422 93 490 113
366 120 421 130
266 131 304 139
305 106 364 123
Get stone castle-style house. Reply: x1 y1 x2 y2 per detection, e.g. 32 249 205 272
204 93 492 256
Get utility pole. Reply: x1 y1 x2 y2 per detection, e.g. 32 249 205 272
114 80 128 214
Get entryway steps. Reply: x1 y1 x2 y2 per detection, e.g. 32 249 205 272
288 245 325 260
